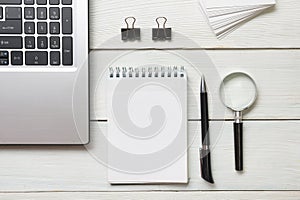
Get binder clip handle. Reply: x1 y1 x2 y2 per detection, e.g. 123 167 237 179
125 16 137 30
156 16 168 29
153 17 172 41
122 17 141 41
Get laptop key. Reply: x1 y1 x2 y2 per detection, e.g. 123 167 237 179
0 7 3 19
24 22 35 34
11 51 23 65
0 51 8 58
37 36 48 49
50 0 60 5
25 51 48 65
50 7 60 20
0 0 22 5
25 36 35 49
0 51 8 65
50 51 60 65
62 0 72 5
37 0 47 5
24 0 34 5
5 7 22 20
0 58 8 65
24 7 35 19
62 36 73 65
50 36 60 49
62 7 72 34
0 20 22 34
37 7 47 20
50 22 60 34
37 22 47 34
0 36 22 49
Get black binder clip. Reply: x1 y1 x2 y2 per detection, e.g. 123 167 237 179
152 17 172 41
121 17 141 41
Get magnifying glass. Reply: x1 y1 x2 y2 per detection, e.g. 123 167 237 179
219 72 258 171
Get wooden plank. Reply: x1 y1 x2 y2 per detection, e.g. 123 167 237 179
90 50 300 120
0 192 299 200
89 0 300 49
0 121 299 192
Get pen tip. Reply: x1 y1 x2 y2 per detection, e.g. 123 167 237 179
201 74 205 80
201 75 207 93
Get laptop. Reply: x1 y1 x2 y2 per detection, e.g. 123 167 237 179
0 0 89 144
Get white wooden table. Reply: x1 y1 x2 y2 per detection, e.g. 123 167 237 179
1 0 300 199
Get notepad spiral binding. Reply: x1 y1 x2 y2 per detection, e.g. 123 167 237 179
109 66 186 78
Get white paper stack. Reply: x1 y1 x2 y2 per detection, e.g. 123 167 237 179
199 0 276 38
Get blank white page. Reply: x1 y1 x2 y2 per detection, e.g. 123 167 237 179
209 5 269 25
107 67 188 184
203 0 276 9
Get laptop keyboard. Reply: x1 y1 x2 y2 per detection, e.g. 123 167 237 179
0 0 73 67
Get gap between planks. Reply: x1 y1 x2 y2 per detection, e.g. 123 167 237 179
0 190 299 193
89 48 300 51
90 119 300 122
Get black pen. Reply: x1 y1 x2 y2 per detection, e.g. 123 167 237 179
200 75 214 184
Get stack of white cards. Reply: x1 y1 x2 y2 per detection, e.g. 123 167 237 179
199 0 276 38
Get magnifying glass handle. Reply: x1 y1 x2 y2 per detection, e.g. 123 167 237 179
234 122 243 171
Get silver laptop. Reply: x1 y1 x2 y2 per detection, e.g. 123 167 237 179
0 0 89 144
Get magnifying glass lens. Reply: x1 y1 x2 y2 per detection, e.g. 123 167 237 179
220 73 257 111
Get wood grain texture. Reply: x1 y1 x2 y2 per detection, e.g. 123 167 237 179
89 0 300 49
0 121 299 192
0 192 299 200
90 50 300 120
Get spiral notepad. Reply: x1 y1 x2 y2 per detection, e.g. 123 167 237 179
107 66 188 184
